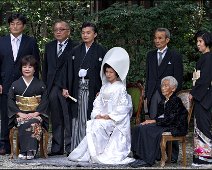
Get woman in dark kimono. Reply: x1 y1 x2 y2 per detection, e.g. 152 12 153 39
130 76 188 167
8 55 48 160
189 30 212 166
61 22 107 152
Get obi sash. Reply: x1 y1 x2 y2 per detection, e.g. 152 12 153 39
16 95 41 111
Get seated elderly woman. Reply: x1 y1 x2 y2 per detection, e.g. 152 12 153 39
130 76 188 168
7 55 48 160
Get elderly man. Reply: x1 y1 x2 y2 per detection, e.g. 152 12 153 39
42 20 78 156
130 76 188 168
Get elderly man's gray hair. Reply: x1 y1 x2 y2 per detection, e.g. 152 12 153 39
155 28 170 39
161 76 178 88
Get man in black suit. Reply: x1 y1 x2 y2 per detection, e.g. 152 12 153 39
0 13 40 155
145 27 183 162
42 20 78 156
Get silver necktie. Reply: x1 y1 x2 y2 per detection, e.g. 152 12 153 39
57 43 63 57
158 52 163 66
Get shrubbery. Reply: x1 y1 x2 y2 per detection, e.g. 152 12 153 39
0 0 211 89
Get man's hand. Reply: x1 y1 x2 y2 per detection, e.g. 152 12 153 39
62 89 69 98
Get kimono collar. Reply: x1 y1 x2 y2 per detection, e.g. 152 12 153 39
163 93 176 102
22 76 34 87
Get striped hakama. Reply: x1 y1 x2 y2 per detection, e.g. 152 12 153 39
70 79 89 152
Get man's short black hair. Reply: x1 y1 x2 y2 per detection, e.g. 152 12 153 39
8 13 27 25
81 21 98 34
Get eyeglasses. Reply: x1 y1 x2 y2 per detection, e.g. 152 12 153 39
53 29 69 33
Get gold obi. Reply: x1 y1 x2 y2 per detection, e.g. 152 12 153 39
16 95 41 111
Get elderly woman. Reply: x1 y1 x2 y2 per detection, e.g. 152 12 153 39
7 55 48 160
130 76 188 167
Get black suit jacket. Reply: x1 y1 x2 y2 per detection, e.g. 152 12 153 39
42 38 78 93
0 34 40 94
145 48 183 103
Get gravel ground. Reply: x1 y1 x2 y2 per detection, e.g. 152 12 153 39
1 121 212 169
0 131 211 169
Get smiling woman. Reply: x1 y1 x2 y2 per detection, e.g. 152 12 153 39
7 55 48 160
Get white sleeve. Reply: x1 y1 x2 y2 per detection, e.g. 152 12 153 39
90 89 103 119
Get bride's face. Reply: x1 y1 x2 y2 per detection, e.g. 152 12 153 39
105 67 117 84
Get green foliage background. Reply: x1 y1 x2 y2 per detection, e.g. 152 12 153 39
0 0 211 89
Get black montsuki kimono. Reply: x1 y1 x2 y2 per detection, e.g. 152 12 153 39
191 52 212 164
8 77 49 153
58 42 107 151
60 42 107 118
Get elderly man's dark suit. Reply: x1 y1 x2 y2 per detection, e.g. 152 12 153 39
145 48 183 161
42 38 78 154
0 34 40 153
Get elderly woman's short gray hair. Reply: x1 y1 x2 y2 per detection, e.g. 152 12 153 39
161 76 178 88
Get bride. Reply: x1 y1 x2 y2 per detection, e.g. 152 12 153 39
67 47 134 165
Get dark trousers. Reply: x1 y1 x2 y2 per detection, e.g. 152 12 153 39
49 85 72 154
0 94 10 152
149 90 162 119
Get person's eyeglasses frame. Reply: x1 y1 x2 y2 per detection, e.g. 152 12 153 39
53 28 69 33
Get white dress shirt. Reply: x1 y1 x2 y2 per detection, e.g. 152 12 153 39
157 46 168 61
11 34 22 61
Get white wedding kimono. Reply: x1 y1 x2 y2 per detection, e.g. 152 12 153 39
68 81 134 164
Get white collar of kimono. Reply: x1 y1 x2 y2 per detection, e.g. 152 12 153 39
100 47 130 86
22 76 34 87
85 43 93 53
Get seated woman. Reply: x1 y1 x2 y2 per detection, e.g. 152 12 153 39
67 47 135 164
130 76 188 167
8 55 48 160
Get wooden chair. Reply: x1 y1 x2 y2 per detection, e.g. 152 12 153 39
127 81 144 125
9 126 49 159
160 89 194 167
